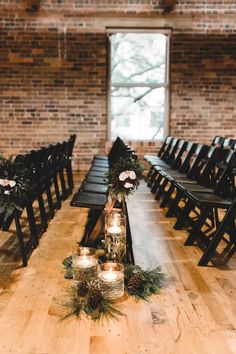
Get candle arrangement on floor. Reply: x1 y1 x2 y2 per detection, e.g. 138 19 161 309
62 246 165 321
61 156 165 322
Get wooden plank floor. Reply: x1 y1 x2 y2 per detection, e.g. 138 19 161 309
0 181 236 354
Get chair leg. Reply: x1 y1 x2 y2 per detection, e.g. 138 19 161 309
184 207 210 246
198 202 236 266
221 244 236 264
26 200 39 247
66 162 74 192
166 189 181 217
147 167 155 187
53 174 62 209
151 173 162 193
160 182 174 208
37 190 48 231
14 211 27 267
59 170 67 200
46 183 55 219
2 213 14 231
174 199 193 230
155 177 168 201
82 208 104 246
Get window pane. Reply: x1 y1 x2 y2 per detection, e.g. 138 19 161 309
109 32 168 140
111 33 167 85
110 87 165 140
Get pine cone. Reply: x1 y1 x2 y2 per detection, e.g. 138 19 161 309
77 280 89 297
86 288 103 310
127 272 143 292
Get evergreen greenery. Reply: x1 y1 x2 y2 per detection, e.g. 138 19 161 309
62 255 165 321
106 156 144 202
0 156 29 221
124 264 165 301
62 286 123 322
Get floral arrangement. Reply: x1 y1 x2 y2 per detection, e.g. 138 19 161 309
0 156 29 221
106 156 144 203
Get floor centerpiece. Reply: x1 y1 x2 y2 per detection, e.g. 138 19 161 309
62 156 165 321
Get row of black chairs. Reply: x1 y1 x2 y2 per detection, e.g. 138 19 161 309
0 134 76 266
71 137 132 209
145 136 236 266
71 137 136 263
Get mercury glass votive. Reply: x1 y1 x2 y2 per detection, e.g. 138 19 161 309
105 210 126 262
72 247 98 287
98 262 124 300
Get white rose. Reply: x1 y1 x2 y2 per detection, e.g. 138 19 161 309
0 179 10 187
128 171 136 180
119 171 129 181
9 180 16 187
4 190 10 195
124 182 133 189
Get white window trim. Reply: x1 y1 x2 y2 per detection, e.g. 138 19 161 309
107 29 171 141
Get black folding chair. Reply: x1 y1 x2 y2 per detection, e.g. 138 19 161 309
162 145 224 222
181 152 236 265
144 136 173 164
196 197 236 266
211 136 224 146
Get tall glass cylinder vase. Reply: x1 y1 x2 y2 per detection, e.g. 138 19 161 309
105 210 126 262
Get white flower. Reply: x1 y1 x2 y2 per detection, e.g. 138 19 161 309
128 171 136 180
119 170 136 181
119 171 129 181
124 182 133 189
4 190 10 195
0 179 9 187
0 179 16 187
9 180 16 187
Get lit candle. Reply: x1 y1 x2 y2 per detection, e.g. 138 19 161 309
107 225 122 234
77 255 93 268
81 248 90 256
98 262 124 299
101 267 118 282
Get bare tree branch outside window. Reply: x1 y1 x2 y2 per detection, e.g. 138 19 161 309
109 32 169 140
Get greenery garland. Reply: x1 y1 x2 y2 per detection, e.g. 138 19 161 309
124 264 165 301
62 254 165 321
62 286 123 321
0 156 29 221
106 156 144 203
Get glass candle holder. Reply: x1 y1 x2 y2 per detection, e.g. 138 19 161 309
72 247 98 287
105 210 126 262
98 262 124 300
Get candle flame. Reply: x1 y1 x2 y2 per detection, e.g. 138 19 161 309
81 248 90 256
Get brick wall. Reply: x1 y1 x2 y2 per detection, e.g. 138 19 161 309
171 33 236 142
0 2 236 170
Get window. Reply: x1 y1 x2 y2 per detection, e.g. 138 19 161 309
108 31 169 141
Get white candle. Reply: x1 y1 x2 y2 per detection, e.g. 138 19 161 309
98 263 124 299
77 256 93 268
107 225 122 234
81 248 90 256
101 267 118 282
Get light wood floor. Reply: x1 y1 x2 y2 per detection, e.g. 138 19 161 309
0 181 236 354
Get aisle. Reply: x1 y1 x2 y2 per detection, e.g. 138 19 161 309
0 181 236 354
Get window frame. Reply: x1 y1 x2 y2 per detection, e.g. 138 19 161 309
107 28 171 141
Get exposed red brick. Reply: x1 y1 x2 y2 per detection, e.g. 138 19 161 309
0 3 236 170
